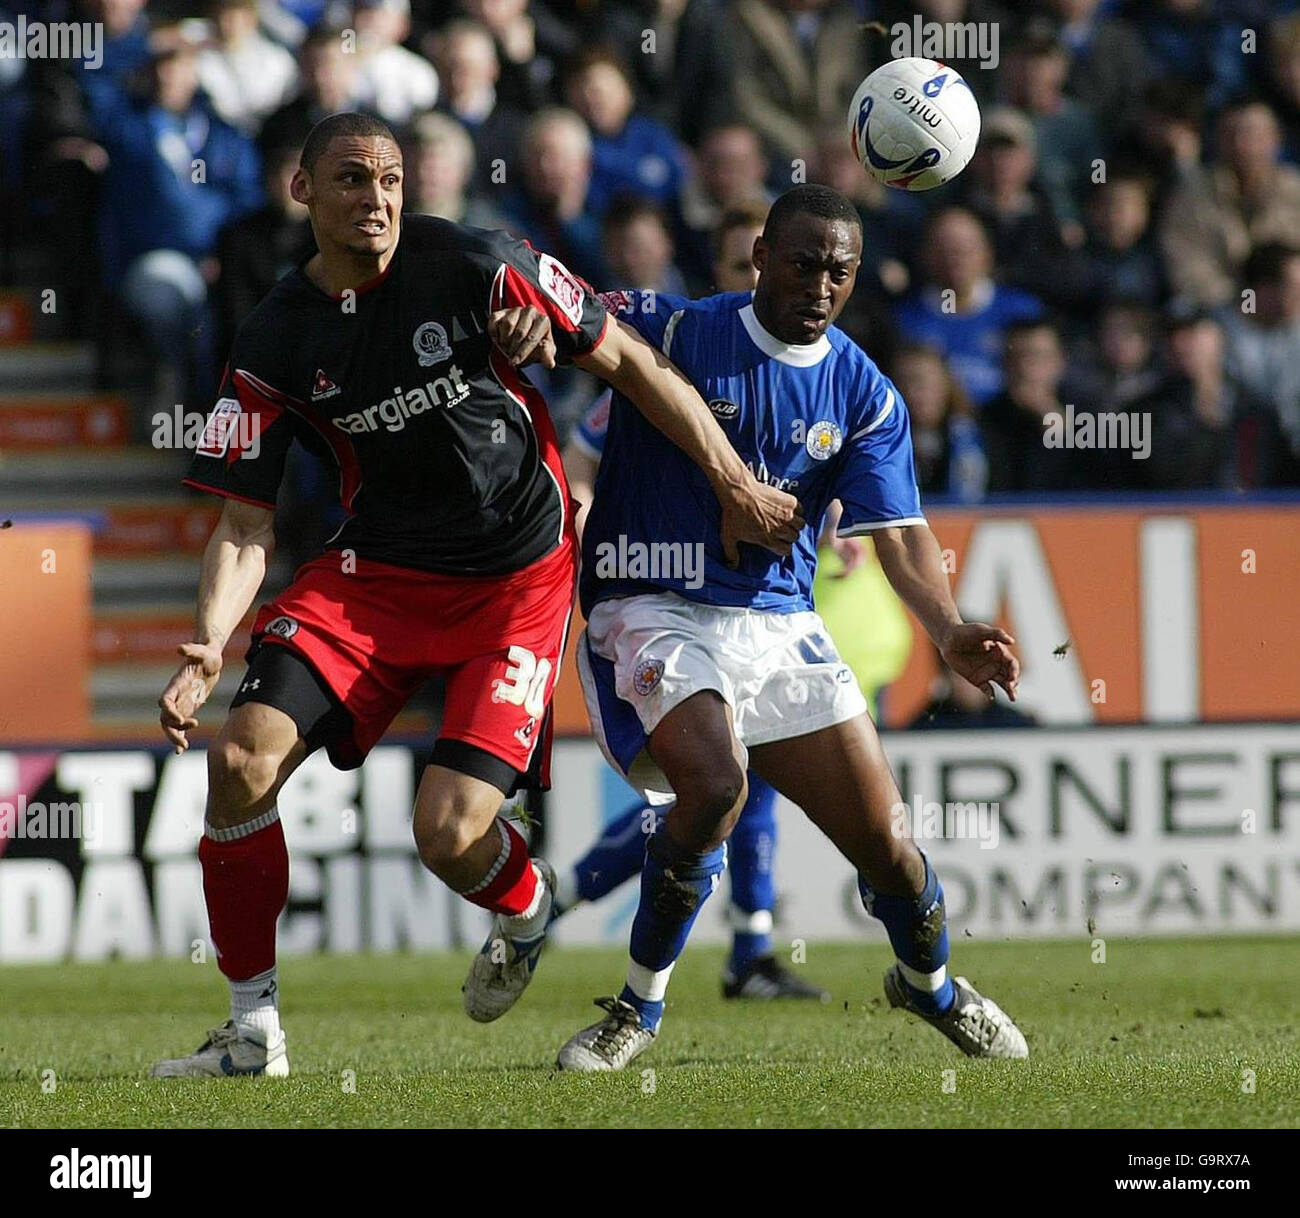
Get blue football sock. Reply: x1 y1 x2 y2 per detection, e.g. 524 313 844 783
562 803 656 910
620 829 726 1030
859 853 955 1014
726 774 777 976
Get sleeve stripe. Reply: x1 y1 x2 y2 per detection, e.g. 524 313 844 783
837 515 928 537
847 387 896 442
181 478 277 511
662 309 684 359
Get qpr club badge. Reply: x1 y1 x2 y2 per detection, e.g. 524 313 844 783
413 321 452 367
806 420 843 461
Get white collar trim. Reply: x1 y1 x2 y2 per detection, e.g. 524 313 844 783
739 303 831 366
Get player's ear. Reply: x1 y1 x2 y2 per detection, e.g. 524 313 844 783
751 237 767 273
290 168 312 207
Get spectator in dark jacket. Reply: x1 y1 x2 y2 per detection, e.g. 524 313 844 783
980 319 1080 492
1139 306 1296 490
583 0 736 148
1077 169 1166 308
215 141 314 359
959 106 1083 313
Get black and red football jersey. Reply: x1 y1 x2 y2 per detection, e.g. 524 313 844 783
185 213 610 576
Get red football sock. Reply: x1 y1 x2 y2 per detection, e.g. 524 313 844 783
200 812 289 982
461 817 538 916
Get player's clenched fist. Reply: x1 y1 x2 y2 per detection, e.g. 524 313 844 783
939 622 1020 702
158 641 224 754
488 305 557 369
719 474 805 565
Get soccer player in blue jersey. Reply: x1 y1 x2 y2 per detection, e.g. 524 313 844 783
485 184 1028 1069
558 387 830 1001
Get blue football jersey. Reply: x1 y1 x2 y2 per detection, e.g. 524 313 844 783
580 289 925 615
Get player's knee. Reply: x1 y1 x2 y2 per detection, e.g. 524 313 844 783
412 807 480 876
671 758 747 844
207 736 283 817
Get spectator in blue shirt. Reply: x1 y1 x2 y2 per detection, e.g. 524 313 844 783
92 29 263 409
563 45 688 218
893 207 1044 407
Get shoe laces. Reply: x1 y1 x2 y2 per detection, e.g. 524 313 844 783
591 996 645 1056
951 998 1001 1049
198 1021 240 1053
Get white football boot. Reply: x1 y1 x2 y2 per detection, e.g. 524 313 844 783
556 996 657 1072
463 858 557 1023
150 1020 289 1078
884 966 1029 1058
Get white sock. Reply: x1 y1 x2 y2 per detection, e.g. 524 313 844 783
230 966 281 1040
501 862 550 938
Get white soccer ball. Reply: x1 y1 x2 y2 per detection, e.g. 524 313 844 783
847 57 982 191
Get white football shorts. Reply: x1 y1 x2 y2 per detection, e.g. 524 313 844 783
577 591 867 803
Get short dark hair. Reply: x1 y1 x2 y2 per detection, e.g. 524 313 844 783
300 112 399 173
712 199 770 258
603 195 669 236
762 185 861 246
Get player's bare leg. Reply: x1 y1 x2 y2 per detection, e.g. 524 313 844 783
152 703 307 1077
750 715 1028 1059
558 691 747 1070
412 763 558 1022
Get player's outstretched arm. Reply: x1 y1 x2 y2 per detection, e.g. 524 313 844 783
158 498 276 753
575 317 805 560
872 523 1020 701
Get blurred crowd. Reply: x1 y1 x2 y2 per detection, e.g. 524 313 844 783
8 0 1300 495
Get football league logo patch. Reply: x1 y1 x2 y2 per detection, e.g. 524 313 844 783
633 657 665 696
413 321 452 367
197 398 242 458
538 254 585 326
806 420 843 461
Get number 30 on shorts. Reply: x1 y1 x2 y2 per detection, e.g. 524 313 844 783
491 645 553 718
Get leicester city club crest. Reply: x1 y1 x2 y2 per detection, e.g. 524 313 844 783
633 657 665 696
805 420 843 461
413 321 452 367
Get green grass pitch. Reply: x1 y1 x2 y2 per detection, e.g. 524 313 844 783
3 937 1297 1128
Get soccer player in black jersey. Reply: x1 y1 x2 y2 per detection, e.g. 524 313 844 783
153 113 801 1076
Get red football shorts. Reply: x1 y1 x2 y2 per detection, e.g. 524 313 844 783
247 534 577 782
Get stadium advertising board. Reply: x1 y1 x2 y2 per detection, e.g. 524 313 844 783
1 726 1296 963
